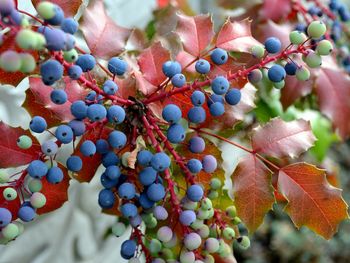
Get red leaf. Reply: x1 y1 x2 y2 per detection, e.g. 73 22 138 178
278 163 349 239
252 118 316 159
31 0 82 17
138 42 170 87
259 0 292 22
157 0 170 8
176 50 196 73
115 76 137 100
0 186 21 220
81 1 132 59
175 14 214 57
0 122 41 168
37 164 70 214
24 77 86 127
134 72 158 96
232 154 274 232
216 19 261 53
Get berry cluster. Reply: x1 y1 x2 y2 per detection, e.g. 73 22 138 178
0 0 335 262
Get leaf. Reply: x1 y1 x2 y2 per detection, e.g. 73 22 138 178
24 77 86 127
259 0 292 22
278 163 349 239
31 0 82 17
37 164 70 214
252 118 316 159
175 14 214 57
0 186 21 220
157 0 170 8
80 1 132 59
232 154 274 231
217 0 262 10
134 72 158 96
0 122 41 168
115 75 137 100
137 42 170 87
315 64 350 140
216 19 261 53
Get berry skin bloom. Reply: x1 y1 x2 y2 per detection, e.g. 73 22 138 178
264 37 282 54
108 57 127 75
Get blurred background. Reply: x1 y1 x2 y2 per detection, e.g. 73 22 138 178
1 0 350 262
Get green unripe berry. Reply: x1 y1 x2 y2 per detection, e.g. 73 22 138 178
17 135 33 149
141 213 154 223
112 222 126 237
232 216 242 225
200 198 212 210
184 233 202 250
296 66 311 81
1 223 19 240
16 29 37 50
149 238 162 254
274 80 285 89
190 219 204 230
0 51 21 72
21 17 30 28
305 51 322 68
63 49 78 62
3 187 17 200
19 53 36 73
316 40 333 56
180 249 195 263
217 239 226 254
36 1 56 19
219 243 231 258
196 224 210 238
0 170 10 183
146 217 158 229
209 224 220 238
289 31 307 45
203 255 215 263
161 248 174 259
182 199 198 210
30 192 46 208
197 209 210 220
35 33 46 50
222 227 236 240
45 160 58 168
208 190 218 200
307 21 327 39
204 237 220 253
209 178 222 190
251 45 265 58
237 236 251 250
163 234 178 248
226 206 237 218
12 221 24 235
207 208 214 219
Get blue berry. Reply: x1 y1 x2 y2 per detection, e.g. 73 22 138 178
153 206 168 220
102 151 120 167
284 62 297 75
27 160 48 179
138 193 155 209
10 10 22 25
268 64 286 82
207 94 224 107
121 239 137 260
139 167 157 186
130 215 142 227
195 59 210 74
96 139 109 154
50 89 67 105
107 105 125 124
295 23 307 33
98 189 115 209
225 88 241 105
43 28 66 51
87 104 107 121
100 173 119 188
0 208 12 227
162 61 182 77
64 33 75 51
151 152 170 172
103 80 118 95
30 116 47 133
55 125 74 144
189 136 205 153
147 183 165 202
191 91 205 106
47 167 64 184
188 106 206 123
68 120 86 136
120 203 138 218
76 54 96 72
41 140 58 156
17 206 35 222
308 6 322 16
210 48 228 65
167 124 185 143
171 73 186 87
162 104 182 123
264 37 282 54
187 184 204 202
202 155 217 173
108 131 127 149
71 100 88 120
45 5 64 25
68 65 82 80
179 210 196 226
66 155 83 172
118 183 136 199
0 0 14 16
187 159 202 174
137 150 153 166
211 76 229 95
80 140 96 157
108 57 127 75
40 59 63 85
105 165 120 180
61 18 78 34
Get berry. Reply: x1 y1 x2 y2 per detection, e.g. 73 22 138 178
40 59 64 85
151 152 170 172
204 238 220 253
187 159 202 174
100 173 118 188
112 222 126 237
45 5 64 25
68 120 86 136
264 37 281 53
0 0 14 16
296 66 310 81
47 167 64 184
184 232 202 250
153 206 168 220
66 155 83 172
180 250 195 263
162 104 182 123
87 104 107 121
120 203 138 218
0 170 10 183
147 183 165 201
130 215 142 227
284 62 297 75
16 29 38 50
30 192 46 209
19 53 36 73
55 125 74 144
80 140 96 157
41 140 58 156
274 80 285 89
105 165 121 180
64 49 79 63
50 89 67 105
187 184 204 202
1 223 19 240
27 160 48 179
118 183 136 199
268 64 286 82
305 51 322 68
236 236 250 250
121 240 137 260
189 136 205 153
17 206 35 222
162 60 182 77
307 21 327 39
190 91 205 106
42 28 66 51
0 51 21 72
202 155 217 173
289 30 307 45
209 102 225 116
3 187 17 201
223 227 236 239
108 130 127 149
96 139 109 154
226 206 237 218
68 65 82 79
316 40 333 56
149 239 162 254
61 18 79 34
102 151 120 167
211 76 229 95
188 106 206 124
30 116 47 133
251 45 265 58
137 150 153 166
139 167 157 186
247 69 263 84
157 226 173 243
71 100 88 119
225 88 241 105
28 179 42 192
138 193 155 209
210 48 228 65
103 80 119 95
76 54 96 72
195 59 210 74
0 208 11 227
108 57 127 75
171 73 186 87
98 189 115 209
167 123 185 143
17 135 32 149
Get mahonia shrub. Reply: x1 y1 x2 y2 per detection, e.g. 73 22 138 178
0 0 349 262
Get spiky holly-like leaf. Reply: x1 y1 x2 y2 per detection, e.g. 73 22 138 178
31 0 82 17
